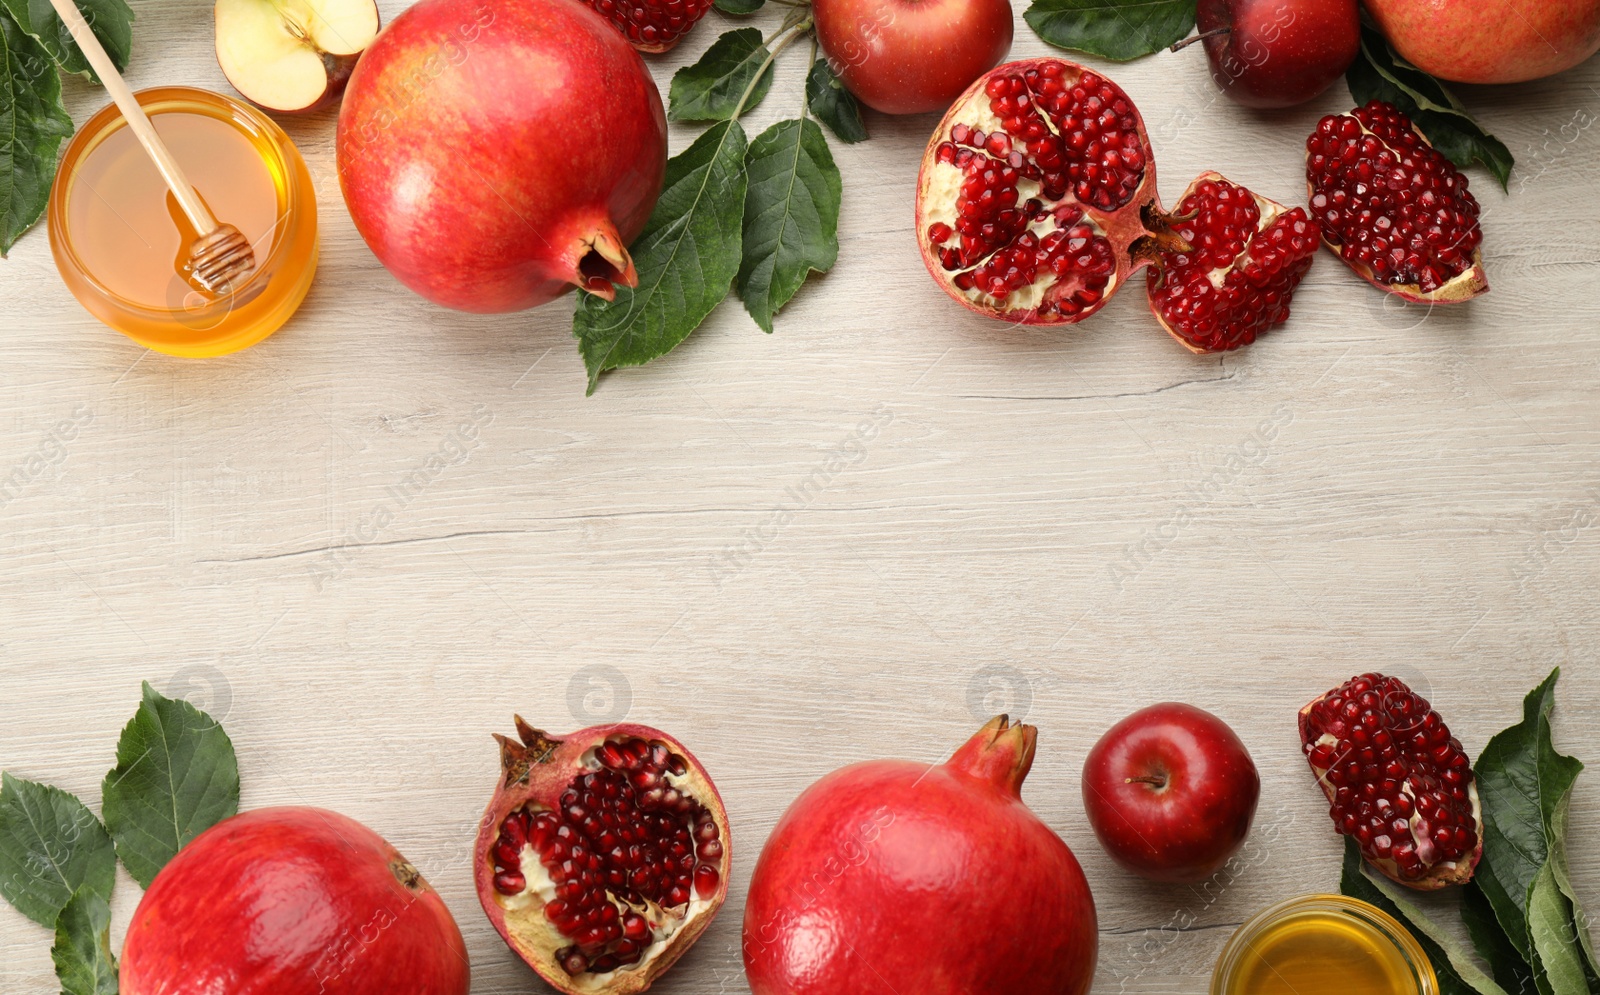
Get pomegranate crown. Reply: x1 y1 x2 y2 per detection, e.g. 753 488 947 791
494 715 563 787
947 715 1038 796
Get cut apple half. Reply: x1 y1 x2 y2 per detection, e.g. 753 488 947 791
216 0 380 114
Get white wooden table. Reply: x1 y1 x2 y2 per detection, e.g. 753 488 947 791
3 2 1598 991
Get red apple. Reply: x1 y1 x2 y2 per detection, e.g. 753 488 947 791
1190 0 1359 109
336 0 667 313
120 807 470 995
812 0 1013 115
1364 0 1600 84
1081 703 1260 883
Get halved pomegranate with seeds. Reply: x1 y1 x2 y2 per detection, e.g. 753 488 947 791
475 717 730 993
1147 172 1321 353
915 59 1183 325
1299 674 1483 890
1306 101 1488 304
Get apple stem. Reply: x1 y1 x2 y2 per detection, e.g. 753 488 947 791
1170 27 1230 53
1126 774 1168 789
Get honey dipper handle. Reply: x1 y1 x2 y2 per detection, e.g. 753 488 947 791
46 0 220 235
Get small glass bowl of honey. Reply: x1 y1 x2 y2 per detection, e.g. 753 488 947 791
48 86 318 357
1212 894 1439 995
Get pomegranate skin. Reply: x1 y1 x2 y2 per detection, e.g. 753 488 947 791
1364 0 1600 84
120 807 470 995
743 717 1097 995
336 0 667 313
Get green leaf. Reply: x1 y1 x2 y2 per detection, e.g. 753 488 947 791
1473 668 1597 995
1024 0 1194 61
0 10 74 256
1340 837 1506 995
1473 670 1565 964
573 120 748 394
668 28 773 122
1346 27 1513 190
1463 879 1538 995
1528 862 1589 995
805 59 866 144
738 118 839 333
101 682 240 888
1532 679 1599 993
713 0 763 14
0 0 133 82
0 774 116 927
51 887 117 995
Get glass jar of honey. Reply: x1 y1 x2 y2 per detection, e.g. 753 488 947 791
1212 894 1439 995
48 86 318 357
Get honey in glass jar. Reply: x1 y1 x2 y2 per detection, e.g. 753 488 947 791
48 86 318 357
1212 895 1440 995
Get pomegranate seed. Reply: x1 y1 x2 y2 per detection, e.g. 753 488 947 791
622 911 650 941
557 946 588 975
502 817 528 849
493 870 525 894
694 863 719 898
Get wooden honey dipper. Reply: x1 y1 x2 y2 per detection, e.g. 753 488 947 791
47 0 256 295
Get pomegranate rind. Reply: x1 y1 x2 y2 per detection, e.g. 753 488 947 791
1306 107 1488 305
913 59 1163 326
474 719 732 995
1298 681 1484 890
1146 170 1320 354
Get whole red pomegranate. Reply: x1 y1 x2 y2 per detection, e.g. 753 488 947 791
1306 101 1487 304
743 716 1097 995
1192 0 1360 108
1147 173 1319 353
1300 674 1482 889
813 0 1013 115
337 0 667 313
475 717 731 994
120 807 470 995
1082 702 1260 883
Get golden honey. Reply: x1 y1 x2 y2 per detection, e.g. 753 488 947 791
1212 895 1439 995
48 87 317 357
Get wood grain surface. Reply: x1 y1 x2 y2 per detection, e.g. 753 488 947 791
2 1 1598 992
